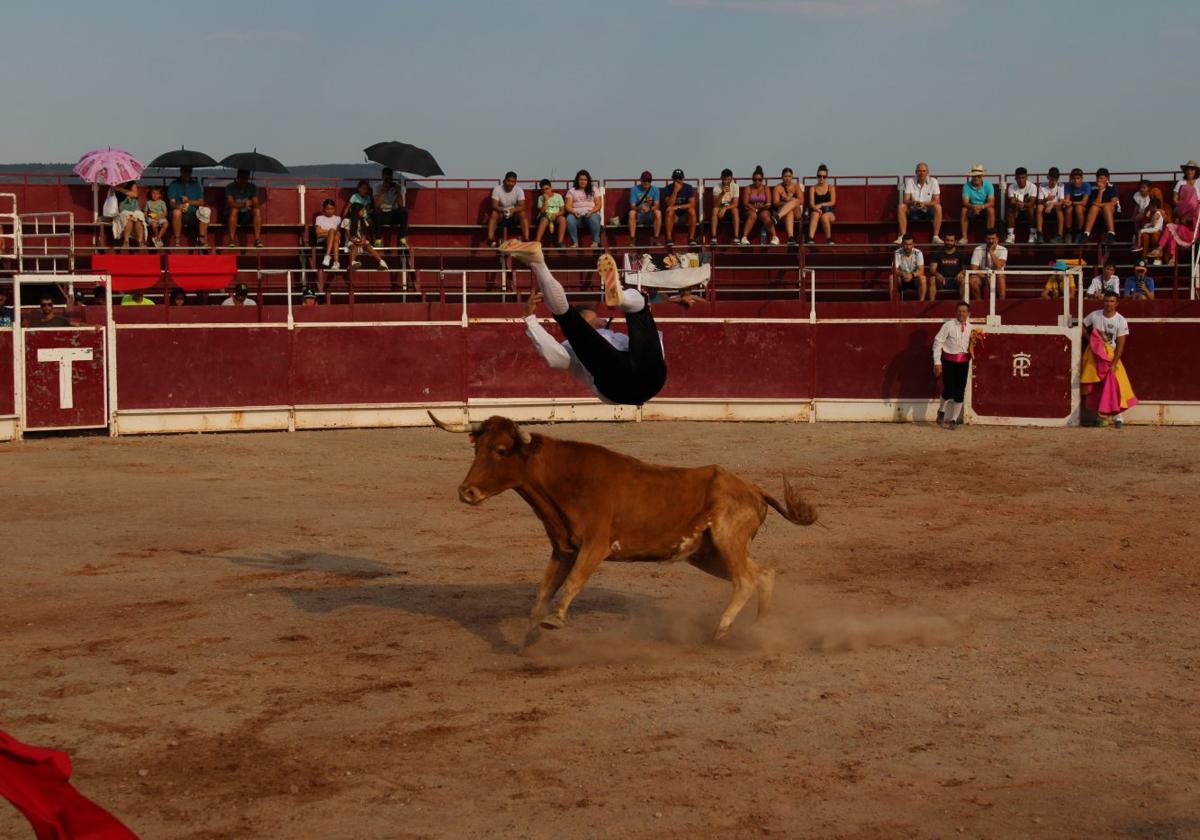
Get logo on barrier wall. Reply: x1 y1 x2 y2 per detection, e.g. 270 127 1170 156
37 347 93 409
1011 352 1031 378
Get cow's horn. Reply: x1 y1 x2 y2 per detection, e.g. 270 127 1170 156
517 426 532 445
427 410 481 434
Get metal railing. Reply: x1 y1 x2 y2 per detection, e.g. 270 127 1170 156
18 212 74 274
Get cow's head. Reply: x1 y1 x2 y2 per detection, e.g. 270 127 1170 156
428 412 541 505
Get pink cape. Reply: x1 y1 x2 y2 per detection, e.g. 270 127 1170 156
1082 328 1138 414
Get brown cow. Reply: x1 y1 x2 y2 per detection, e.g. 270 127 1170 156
429 412 817 644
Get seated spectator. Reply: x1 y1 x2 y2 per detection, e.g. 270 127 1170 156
169 288 187 306
709 168 740 245
344 204 389 270
1175 160 1200 210
1123 259 1155 300
960 164 994 241
1061 167 1093 243
968 228 1008 299
1149 182 1198 267
144 186 169 249
487 171 529 246
627 171 662 243
112 181 146 250
806 164 836 245
301 287 318 307
314 198 342 270
770 167 803 246
564 170 603 248
1042 259 1078 300
896 162 943 244
1004 167 1037 244
928 232 966 300
0 287 12 326
345 179 375 222
1134 198 1164 254
373 168 409 248
1082 167 1119 243
740 166 775 245
535 179 565 245
1087 262 1121 299
167 166 211 249
663 169 698 246
225 169 263 248
1036 166 1065 243
1130 179 1153 235
221 282 256 306
29 293 70 327
120 291 154 306
89 284 106 306
891 234 926 299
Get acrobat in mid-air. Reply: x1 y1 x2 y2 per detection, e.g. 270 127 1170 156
500 241 697 406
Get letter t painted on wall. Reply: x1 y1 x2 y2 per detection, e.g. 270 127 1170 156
37 347 93 410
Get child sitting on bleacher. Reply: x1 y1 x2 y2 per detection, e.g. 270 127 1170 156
144 187 168 249
535 179 565 246
342 203 389 271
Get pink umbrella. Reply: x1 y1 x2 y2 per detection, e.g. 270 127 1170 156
73 147 145 185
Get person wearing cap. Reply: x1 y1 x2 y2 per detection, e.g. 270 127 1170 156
221 283 256 307
662 169 698 247
1041 259 1078 299
167 165 211 249
1004 167 1037 244
1123 260 1155 300
300 288 319 307
487 171 529 246
1036 166 1065 243
1061 168 1094 243
1081 168 1119 244
225 169 262 249
968 228 1008 299
896 162 943 245
534 179 565 246
0 286 12 327
709 169 740 245
627 171 662 244
960 164 995 241
1174 160 1200 207
1086 262 1121 300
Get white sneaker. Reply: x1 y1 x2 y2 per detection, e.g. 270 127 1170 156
1004 232 1015 244
378 259 389 270
893 236 904 245
331 260 341 271
322 254 331 268
1029 232 1039 244
738 237 749 246
770 236 780 245
932 235 944 245
350 260 362 270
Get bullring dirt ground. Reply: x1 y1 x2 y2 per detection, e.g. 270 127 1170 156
1 422 1198 840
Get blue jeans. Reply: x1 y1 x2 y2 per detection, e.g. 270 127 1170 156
566 212 602 246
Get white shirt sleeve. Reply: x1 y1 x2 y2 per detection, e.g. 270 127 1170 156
1086 277 1103 295
932 320 951 365
525 315 572 370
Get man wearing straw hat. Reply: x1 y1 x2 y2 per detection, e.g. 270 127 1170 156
960 164 994 242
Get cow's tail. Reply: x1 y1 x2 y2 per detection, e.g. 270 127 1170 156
762 478 819 527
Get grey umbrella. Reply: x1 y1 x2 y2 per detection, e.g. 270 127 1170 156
147 147 219 169
219 150 289 174
363 141 444 177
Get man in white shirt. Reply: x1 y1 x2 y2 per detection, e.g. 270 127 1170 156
892 234 926 300
1005 167 1038 244
221 282 257 306
1086 262 1121 299
932 301 981 429
487 171 529 245
896 162 943 244
968 228 1009 299
503 240 667 405
1081 291 1135 427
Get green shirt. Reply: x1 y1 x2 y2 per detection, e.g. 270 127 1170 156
120 295 155 306
144 199 167 220
538 193 564 219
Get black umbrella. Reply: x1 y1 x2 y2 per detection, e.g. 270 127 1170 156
363 141 444 177
219 150 289 174
146 147 219 169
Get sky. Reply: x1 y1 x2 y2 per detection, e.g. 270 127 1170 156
4 0 1199 180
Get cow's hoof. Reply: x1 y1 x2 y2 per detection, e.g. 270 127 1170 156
539 613 565 631
521 625 543 650
712 625 731 641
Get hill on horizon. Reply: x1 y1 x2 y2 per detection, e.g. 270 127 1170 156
0 163 392 180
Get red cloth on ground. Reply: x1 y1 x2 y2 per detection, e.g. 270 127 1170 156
0 729 138 839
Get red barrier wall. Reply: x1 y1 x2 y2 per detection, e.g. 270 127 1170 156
0 330 15 416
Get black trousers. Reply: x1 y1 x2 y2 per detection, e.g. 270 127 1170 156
553 306 667 406
372 208 408 238
941 357 970 403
